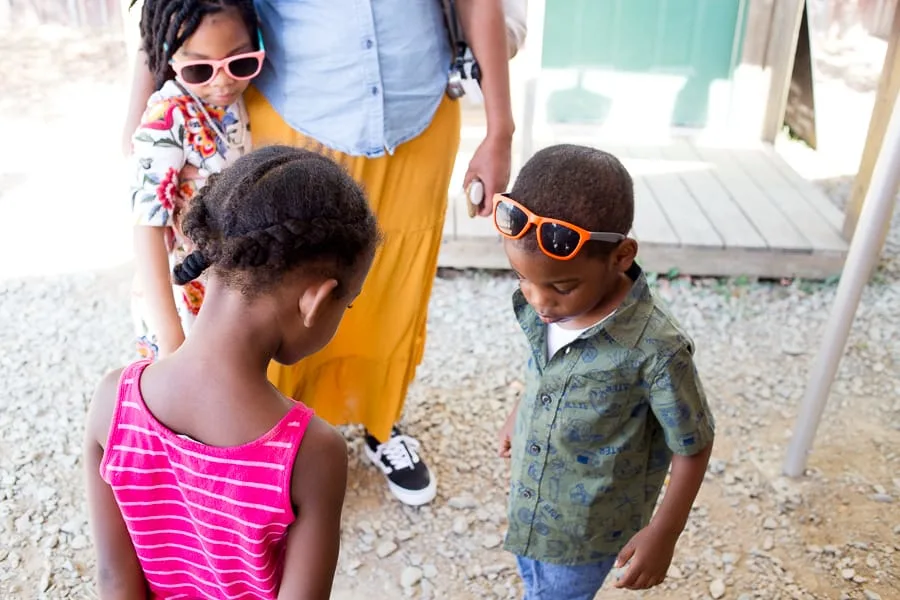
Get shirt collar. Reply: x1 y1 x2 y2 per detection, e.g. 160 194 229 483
513 262 653 350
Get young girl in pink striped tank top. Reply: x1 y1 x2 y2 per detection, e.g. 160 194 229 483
84 145 380 600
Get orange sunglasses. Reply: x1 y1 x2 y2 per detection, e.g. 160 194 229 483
492 193 625 260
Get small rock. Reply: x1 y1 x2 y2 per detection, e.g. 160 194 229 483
401 566 423 588
874 484 888 495
482 534 502 549
452 517 468 535
39 572 51 592
840 593 852 600
376 541 398 558
763 517 778 530
870 494 894 503
863 590 882 600
763 536 775 551
866 555 879 569
708 459 727 475
709 578 726 599
396 530 414 542
668 565 683 579
841 568 855 580
70 535 88 550
60 519 82 535
448 495 478 510
423 564 438 579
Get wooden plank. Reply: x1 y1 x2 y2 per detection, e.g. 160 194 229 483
628 168 681 246
761 0 806 142
728 148 847 252
438 238 846 280
693 144 811 251
844 2 900 240
661 139 768 249
757 144 845 231
627 145 723 248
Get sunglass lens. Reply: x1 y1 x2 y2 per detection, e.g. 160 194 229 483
495 200 528 237
539 223 581 258
228 56 261 78
181 64 214 84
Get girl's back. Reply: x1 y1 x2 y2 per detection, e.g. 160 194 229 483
86 145 380 599
102 361 311 599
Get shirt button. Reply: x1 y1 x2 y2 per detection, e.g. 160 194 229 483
530 444 541 454
565 347 571 355
371 86 379 96
365 39 373 49
540 394 551 406
522 490 533 499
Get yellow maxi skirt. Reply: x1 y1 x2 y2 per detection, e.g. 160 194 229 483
245 87 461 442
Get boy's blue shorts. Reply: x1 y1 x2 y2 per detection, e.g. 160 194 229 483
516 555 617 600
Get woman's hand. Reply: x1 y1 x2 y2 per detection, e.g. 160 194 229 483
465 132 512 217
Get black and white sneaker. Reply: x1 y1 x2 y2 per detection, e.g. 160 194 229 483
364 427 437 506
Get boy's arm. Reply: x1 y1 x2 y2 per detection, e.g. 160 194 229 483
278 417 348 600
614 444 712 589
84 369 149 600
615 345 715 590
498 397 521 458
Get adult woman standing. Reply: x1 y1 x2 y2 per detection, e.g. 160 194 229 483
122 0 514 506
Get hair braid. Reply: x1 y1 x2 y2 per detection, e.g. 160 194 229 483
173 146 380 294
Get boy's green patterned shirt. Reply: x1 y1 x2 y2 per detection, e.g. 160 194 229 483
504 264 715 565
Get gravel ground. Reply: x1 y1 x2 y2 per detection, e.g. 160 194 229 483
2 25 900 600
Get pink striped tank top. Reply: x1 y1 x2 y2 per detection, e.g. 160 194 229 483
100 360 314 600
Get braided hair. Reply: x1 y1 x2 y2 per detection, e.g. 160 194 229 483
172 146 380 295
130 0 260 90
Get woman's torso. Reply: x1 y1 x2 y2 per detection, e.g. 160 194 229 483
252 0 452 157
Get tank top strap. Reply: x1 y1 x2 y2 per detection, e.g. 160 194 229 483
99 360 153 481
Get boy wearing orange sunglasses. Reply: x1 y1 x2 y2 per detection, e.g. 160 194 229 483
495 144 715 598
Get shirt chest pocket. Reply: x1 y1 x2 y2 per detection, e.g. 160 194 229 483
556 367 647 451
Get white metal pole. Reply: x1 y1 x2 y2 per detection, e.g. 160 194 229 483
783 91 900 477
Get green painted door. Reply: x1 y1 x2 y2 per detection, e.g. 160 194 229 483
541 0 746 128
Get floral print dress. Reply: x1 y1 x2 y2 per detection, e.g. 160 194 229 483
130 80 251 359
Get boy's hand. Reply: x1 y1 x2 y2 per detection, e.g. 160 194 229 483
613 523 679 590
497 410 516 458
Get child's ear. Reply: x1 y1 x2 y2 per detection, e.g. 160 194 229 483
614 238 639 270
298 278 340 328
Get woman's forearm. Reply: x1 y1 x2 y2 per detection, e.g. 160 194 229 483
457 0 515 140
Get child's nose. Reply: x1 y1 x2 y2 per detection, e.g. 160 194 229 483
210 66 234 86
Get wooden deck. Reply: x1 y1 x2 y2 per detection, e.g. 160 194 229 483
439 134 848 279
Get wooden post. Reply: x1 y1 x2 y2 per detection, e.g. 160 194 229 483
760 0 807 142
842 3 900 241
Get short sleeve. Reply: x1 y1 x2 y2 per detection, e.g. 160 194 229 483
129 99 189 227
648 345 715 456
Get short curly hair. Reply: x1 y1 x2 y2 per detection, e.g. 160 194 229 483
509 144 634 256
172 145 380 295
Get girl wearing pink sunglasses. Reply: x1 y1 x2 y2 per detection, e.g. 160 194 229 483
127 0 263 363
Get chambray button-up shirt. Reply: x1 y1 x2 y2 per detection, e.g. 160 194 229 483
253 0 452 157
505 264 716 565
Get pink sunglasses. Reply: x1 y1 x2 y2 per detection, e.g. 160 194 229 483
170 30 266 86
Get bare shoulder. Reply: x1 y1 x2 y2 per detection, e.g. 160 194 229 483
85 367 125 449
290 416 348 507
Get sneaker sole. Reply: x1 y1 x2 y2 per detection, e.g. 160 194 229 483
364 445 438 507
